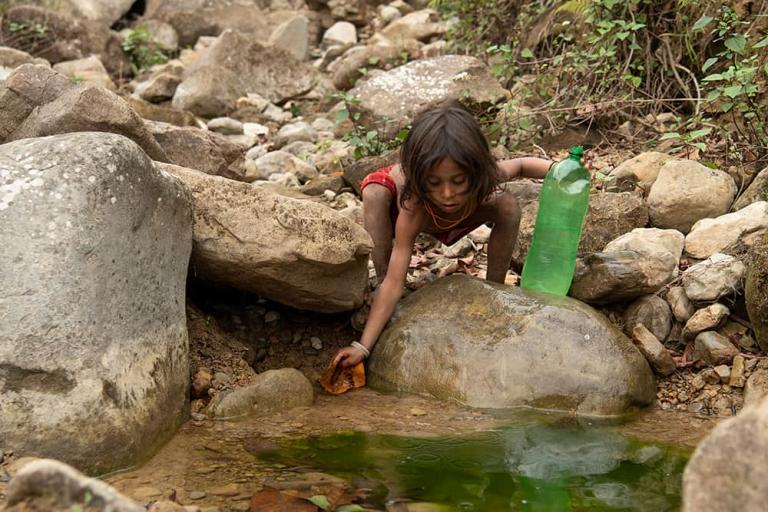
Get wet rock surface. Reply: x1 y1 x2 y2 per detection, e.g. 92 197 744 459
368 274 656 415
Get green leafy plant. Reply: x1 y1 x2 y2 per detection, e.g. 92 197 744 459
692 6 768 151
121 25 169 74
334 93 409 159
1 19 50 55
430 0 768 163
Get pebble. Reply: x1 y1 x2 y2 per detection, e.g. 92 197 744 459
730 355 746 387
714 365 731 383
132 486 163 501
410 407 427 416
210 483 240 496
310 336 323 350
188 491 207 500
264 311 280 323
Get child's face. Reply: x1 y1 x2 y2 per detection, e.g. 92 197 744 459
425 158 471 213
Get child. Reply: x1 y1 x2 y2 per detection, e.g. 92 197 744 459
334 103 553 368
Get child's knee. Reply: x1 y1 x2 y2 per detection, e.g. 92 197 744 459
362 184 393 206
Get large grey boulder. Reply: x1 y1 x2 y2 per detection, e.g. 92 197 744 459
4 0 135 25
267 14 310 61
172 30 318 118
685 201 768 259
5 459 143 512
1 6 130 75
682 253 746 302
378 9 449 43
623 295 672 342
160 163 373 313
0 65 168 162
569 228 683 303
367 275 656 415
608 151 677 194
0 46 50 81
0 64 75 141
126 96 198 127
142 0 285 47
647 160 737 234
745 234 768 352
0 133 192 474
146 121 244 177
513 191 648 268
349 55 509 139
683 396 768 511
331 42 419 90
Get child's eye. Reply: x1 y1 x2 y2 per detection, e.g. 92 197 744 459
453 176 467 185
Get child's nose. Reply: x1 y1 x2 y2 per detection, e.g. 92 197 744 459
441 183 456 199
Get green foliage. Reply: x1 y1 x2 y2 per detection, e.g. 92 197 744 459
121 25 169 74
1 19 49 55
334 93 409 159
692 5 768 150
431 0 768 159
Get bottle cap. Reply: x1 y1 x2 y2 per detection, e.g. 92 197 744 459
569 146 584 158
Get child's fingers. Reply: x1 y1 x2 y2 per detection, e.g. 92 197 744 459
332 349 348 366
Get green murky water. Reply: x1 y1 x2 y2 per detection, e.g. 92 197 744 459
261 422 689 511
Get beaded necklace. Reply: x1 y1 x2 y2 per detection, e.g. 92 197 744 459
423 196 477 230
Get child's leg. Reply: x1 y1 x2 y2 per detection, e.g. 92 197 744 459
485 189 522 283
362 184 395 286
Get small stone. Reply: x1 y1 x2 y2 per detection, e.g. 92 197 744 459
700 368 721 385
323 190 336 201
148 499 185 512
693 331 739 365
410 407 427 416
666 286 695 322
264 311 280 323
191 412 206 421
207 117 243 135
631 324 676 376
243 122 269 137
687 401 705 413
133 486 163 501
188 491 207 500
468 225 492 244
310 337 323 350
210 483 240 496
683 303 730 339
713 364 731 383
729 355 746 387
212 372 231 387
710 395 733 416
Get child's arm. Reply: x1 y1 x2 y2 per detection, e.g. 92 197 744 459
498 157 553 181
334 209 421 368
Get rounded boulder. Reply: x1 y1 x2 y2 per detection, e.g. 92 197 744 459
367 275 655 416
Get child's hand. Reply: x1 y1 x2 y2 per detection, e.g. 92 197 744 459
333 346 366 368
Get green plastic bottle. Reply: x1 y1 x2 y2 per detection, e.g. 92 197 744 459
521 146 590 296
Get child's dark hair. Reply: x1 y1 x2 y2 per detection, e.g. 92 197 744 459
399 103 500 209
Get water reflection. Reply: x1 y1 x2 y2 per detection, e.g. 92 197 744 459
257 422 688 511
